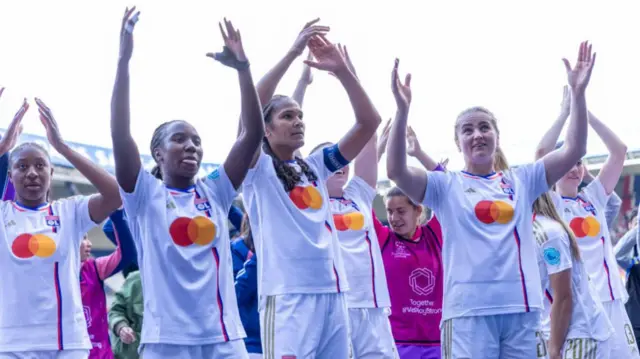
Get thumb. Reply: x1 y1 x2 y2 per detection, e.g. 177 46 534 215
205 52 216 59
303 60 324 70
562 58 572 73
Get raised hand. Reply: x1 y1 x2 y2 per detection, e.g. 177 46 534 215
338 44 357 79
562 41 596 93
406 126 422 157
0 96 28 155
119 7 140 62
391 59 412 109
35 98 65 151
290 19 330 57
305 36 349 76
377 118 392 160
206 18 249 70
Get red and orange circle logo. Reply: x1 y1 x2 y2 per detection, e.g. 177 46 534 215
569 216 600 238
474 200 514 224
333 213 365 231
169 216 217 247
12 234 57 259
289 185 323 210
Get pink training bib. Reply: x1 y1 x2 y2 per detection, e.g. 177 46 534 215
380 217 444 345
80 258 113 359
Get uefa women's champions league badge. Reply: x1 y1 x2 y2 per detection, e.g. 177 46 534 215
543 247 561 266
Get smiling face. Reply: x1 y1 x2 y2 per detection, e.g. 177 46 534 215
264 96 305 153
152 120 203 181
311 142 350 193
455 108 500 169
385 193 422 238
9 143 53 206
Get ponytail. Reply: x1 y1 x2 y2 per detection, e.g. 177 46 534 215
494 146 510 172
533 192 581 260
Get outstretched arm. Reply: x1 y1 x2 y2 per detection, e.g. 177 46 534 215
208 19 264 189
257 20 328 106
292 52 314 107
386 59 428 203
36 99 121 223
111 8 142 193
535 86 571 160
306 41 381 163
589 112 627 195
541 42 595 186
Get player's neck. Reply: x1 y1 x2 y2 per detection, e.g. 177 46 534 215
163 176 196 191
557 184 578 198
328 187 344 198
15 196 48 209
463 162 495 176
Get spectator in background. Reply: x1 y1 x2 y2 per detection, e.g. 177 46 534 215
108 270 143 359
614 208 640 349
232 214 261 358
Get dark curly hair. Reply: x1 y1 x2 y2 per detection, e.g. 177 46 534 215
262 95 317 192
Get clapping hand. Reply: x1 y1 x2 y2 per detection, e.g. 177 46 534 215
206 18 249 71
305 35 349 76
290 19 330 57
391 59 412 109
0 91 28 155
563 41 596 94
35 98 65 151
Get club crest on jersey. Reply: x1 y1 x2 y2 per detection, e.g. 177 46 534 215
195 198 212 212
45 215 60 228
500 180 514 195
582 203 596 213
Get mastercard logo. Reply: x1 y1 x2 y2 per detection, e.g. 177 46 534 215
290 185 323 210
333 212 365 231
569 216 600 238
12 233 57 259
169 216 217 247
475 200 514 224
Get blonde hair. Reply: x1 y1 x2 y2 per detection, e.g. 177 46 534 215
455 106 509 171
533 192 581 260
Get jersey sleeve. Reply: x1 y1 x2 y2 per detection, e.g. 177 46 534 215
201 164 238 213
513 160 549 205
95 209 137 280
614 226 639 270
581 179 611 213
71 195 97 237
119 166 160 217
235 254 258 305
344 176 377 207
242 150 271 188
541 231 573 275
422 170 451 211
305 144 350 181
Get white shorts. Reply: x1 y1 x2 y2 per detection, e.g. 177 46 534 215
0 351 88 359
543 338 610 359
260 293 350 359
602 299 640 358
441 312 541 359
349 307 398 359
248 354 262 359
140 340 248 359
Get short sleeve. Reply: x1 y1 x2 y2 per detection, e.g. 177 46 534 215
243 150 271 185
305 144 349 181
513 160 549 205
201 164 238 213
71 195 96 238
422 170 450 211
344 176 376 206
118 166 159 217
581 179 610 212
541 232 572 275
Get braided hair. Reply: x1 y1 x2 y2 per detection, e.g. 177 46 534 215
149 120 185 180
262 95 317 192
